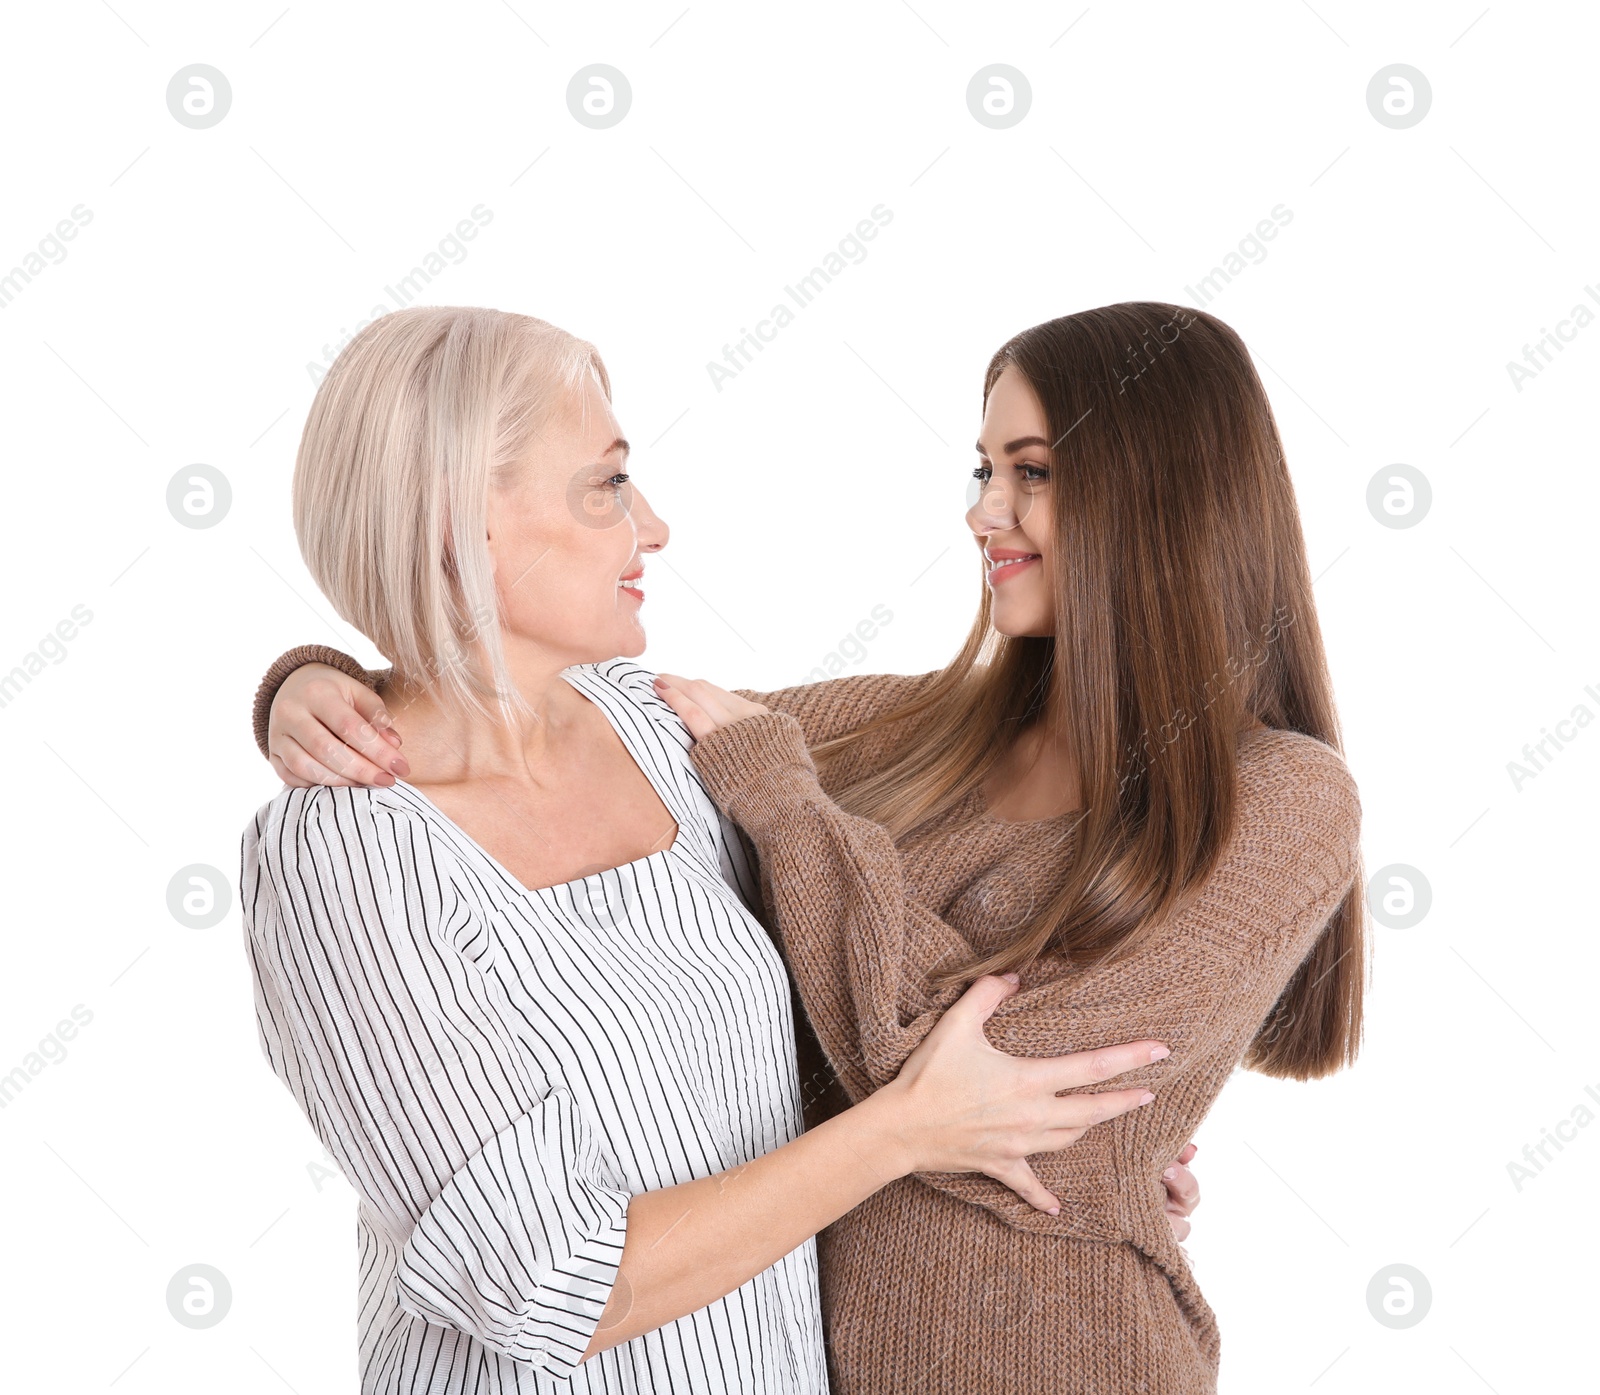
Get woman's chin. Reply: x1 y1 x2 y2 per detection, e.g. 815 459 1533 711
613 624 648 659
988 606 1052 640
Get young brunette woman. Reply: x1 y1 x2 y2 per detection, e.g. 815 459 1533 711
239 305 1191 1395
254 301 1356 1394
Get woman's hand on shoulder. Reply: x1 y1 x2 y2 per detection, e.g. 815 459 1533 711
268 663 409 789
652 674 768 738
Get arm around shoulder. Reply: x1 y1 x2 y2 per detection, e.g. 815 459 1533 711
251 643 391 758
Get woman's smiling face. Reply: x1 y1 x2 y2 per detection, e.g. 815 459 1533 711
486 368 669 671
967 364 1056 639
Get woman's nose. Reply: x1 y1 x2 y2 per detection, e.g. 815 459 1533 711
634 492 669 551
967 481 1015 533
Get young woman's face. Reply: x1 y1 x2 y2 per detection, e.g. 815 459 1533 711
967 364 1055 639
486 369 668 668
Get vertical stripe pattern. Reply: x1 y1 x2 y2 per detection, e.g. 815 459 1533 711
240 659 829 1393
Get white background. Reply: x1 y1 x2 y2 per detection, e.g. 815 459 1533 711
0 1 1594 1390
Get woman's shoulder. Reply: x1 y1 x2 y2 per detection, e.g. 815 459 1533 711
1232 726 1362 863
244 781 451 873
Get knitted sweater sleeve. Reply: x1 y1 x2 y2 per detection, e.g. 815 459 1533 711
728 670 941 764
251 645 393 758
687 707 1363 1258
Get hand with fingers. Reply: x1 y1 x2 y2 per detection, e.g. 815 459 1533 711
864 973 1165 1215
267 664 410 788
651 673 1176 1217
263 664 1187 1223
1161 1143 1200 1241
651 673 766 734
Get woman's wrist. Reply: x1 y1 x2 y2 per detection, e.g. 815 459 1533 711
252 647 379 757
828 1078 921 1184
689 711 818 828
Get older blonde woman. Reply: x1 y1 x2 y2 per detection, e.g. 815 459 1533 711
239 306 1173 1395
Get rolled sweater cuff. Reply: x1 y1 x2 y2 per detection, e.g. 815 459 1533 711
688 710 822 835
252 644 383 758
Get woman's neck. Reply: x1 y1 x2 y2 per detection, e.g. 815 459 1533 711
982 717 1083 822
379 654 586 786
981 708 1268 822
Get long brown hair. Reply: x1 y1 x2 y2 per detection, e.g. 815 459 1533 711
812 301 1365 1080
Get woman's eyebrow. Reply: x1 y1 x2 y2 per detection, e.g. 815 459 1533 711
974 435 1051 458
603 437 631 457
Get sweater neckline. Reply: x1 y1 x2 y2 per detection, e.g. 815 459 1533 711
967 782 1085 830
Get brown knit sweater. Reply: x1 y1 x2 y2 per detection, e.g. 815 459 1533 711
252 650 1363 1395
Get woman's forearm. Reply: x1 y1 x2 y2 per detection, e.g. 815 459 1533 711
584 1086 910 1359
584 964 1159 1358
682 704 1359 1246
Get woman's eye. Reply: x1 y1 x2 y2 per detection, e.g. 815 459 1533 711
606 472 631 488
971 462 1048 483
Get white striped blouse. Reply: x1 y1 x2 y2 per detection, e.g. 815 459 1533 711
240 659 829 1393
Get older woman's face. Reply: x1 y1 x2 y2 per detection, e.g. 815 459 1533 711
486 369 669 669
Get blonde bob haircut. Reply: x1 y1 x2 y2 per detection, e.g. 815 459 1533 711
293 305 610 723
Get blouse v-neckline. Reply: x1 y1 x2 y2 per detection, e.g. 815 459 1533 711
390 666 688 904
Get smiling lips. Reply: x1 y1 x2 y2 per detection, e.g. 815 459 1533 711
984 549 1040 585
619 566 645 602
